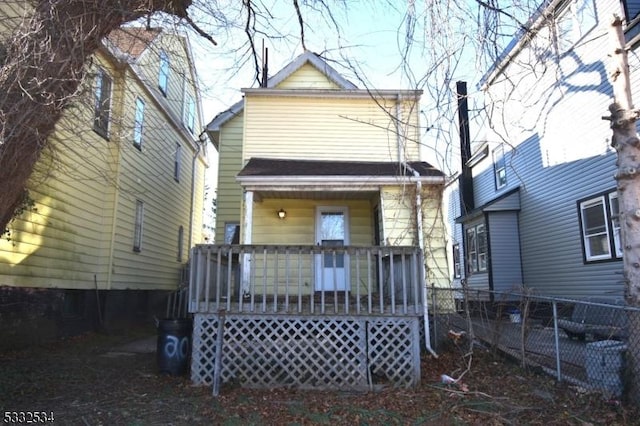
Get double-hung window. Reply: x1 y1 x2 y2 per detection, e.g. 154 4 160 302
466 223 487 274
452 243 462 279
177 225 184 261
493 144 507 190
184 92 196 134
552 0 596 55
174 144 182 182
224 223 240 244
158 50 169 95
133 97 145 148
133 200 144 252
578 190 622 262
94 68 112 138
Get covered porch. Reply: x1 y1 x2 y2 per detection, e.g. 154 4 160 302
188 158 447 390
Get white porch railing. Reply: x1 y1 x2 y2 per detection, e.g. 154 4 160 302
188 244 425 316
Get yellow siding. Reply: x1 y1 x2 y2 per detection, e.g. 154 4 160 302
381 186 417 246
0 56 119 289
243 96 421 162
380 184 449 287
420 185 449 289
0 37 206 291
275 63 340 89
0 2 28 37
214 114 244 242
109 64 201 290
250 198 374 294
134 33 201 133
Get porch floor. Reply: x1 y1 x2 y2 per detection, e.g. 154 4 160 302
193 293 424 317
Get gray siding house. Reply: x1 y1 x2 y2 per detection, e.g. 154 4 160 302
446 0 639 300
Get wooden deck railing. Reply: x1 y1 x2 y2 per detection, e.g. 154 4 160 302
188 244 425 316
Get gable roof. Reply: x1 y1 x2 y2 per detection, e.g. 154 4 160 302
267 51 357 89
237 158 444 180
206 51 358 136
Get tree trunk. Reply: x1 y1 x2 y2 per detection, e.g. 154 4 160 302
606 15 640 402
0 0 191 231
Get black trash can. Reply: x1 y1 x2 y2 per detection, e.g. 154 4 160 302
157 319 192 375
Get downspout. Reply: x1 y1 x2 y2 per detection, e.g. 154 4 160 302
105 62 128 292
397 93 438 357
188 133 205 250
408 165 438 358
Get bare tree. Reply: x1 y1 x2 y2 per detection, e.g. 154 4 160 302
0 0 196 232
604 15 640 403
0 0 342 234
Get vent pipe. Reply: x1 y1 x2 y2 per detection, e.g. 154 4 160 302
456 81 474 214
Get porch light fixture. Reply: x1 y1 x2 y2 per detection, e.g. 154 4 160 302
278 208 287 219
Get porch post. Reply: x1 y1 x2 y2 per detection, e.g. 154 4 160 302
242 190 254 295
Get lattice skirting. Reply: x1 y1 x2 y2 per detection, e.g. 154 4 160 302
191 313 421 390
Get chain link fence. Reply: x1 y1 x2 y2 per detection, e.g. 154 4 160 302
429 286 640 399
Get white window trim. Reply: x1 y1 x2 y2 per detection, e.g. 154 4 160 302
493 144 507 190
133 200 144 252
133 97 145 148
609 192 623 258
174 144 182 182
177 225 184 261
552 0 597 56
578 191 622 262
452 243 461 279
159 50 169 95
94 68 112 138
466 222 488 274
183 87 196 134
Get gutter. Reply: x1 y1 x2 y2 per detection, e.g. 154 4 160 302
236 175 445 185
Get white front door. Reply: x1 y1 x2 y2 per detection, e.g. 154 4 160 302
315 207 349 291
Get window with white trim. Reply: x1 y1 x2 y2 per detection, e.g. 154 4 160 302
133 97 145 148
552 0 596 55
224 223 240 244
623 0 640 42
610 193 622 258
177 225 184 261
133 200 144 252
158 50 169 96
578 190 622 262
466 222 487 274
174 144 181 182
493 144 507 190
184 92 196 134
94 68 112 138
452 243 461 279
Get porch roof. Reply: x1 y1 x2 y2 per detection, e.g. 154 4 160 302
237 157 444 180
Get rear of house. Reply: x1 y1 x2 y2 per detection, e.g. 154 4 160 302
195 52 450 389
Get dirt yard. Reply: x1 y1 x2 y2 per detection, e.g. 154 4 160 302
0 327 636 425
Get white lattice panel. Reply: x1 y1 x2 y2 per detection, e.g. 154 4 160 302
368 319 421 386
191 313 420 390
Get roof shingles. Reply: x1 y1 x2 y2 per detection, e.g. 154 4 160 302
238 158 444 178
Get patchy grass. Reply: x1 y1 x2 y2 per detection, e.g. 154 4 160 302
0 329 636 425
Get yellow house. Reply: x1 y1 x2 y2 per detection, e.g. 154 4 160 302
0 26 207 342
191 52 448 390
207 52 448 292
